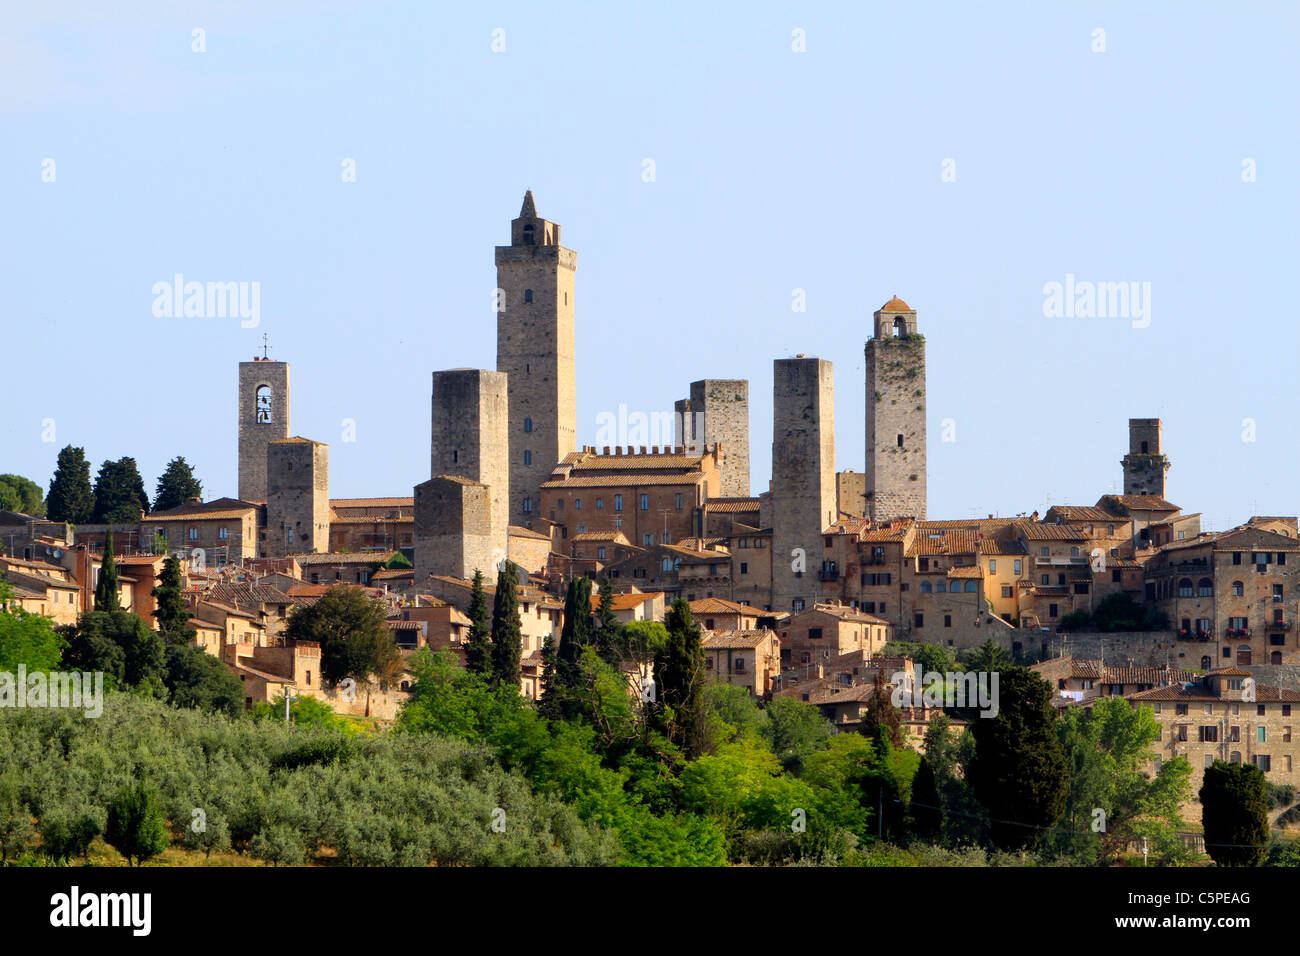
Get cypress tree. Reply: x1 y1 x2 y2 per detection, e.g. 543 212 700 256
654 598 708 758
46 445 94 524
592 575 623 666
908 757 944 841
92 457 150 524
967 666 1069 851
152 554 193 645
489 562 522 691
1200 760 1269 867
463 569 492 677
152 456 203 512
95 531 121 611
538 634 561 720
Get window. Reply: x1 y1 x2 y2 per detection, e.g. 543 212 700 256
661 558 674 572
1233 580 1244 596
920 581 932 593
575 498 582 509
218 526 228 540
1199 726 1219 742
1175 703 1188 716
793 599 805 611
733 657 745 673
643 534 652 547
1275 584 1284 602
1001 586 1013 598
523 450 532 466
989 560 996 573
675 493 683 510
1280 552 1288 565
286 529 294 544
1014 559 1022 575
597 547 606 561
914 613 924 628
935 580 947 593
639 494 649 511
662 531 671 544
740 562 748 574
1041 575 1049 585
255 384 273 423
1041 546 1049 557
1258 726 1267 743
1233 551 1242 565
522 497 533 514
524 289 533 303
1049 603 1059 618
808 628 823 640
1255 754 1272 772
614 495 623 511
1198 578 1213 596
188 528 198 541
897 434 904 448
1112 569 1121 582
522 224 534 244
1178 578 1194 597
596 497 603 509
523 417 533 433
1070 546 1079 557
944 614 952 628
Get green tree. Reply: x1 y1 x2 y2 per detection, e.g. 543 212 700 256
0 580 66 671
908 757 943 841
592 575 623 666
38 804 102 864
489 562 523 690
62 607 166 694
105 782 169 866
463 569 492 677
653 598 708 758
284 584 399 687
537 634 561 720
45 446 94 524
966 666 1069 851
761 696 835 773
555 575 593 716
92 457 150 524
859 670 905 749
164 645 243 716
0 474 46 517
1200 760 1269 867
152 555 193 645
94 531 121 611
151 456 203 512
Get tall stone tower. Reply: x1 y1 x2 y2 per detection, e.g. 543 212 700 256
771 357 836 613
1122 418 1170 497
238 358 290 502
864 296 927 521
415 369 510 585
674 379 751 497
496 191 576 527
263 438 329 558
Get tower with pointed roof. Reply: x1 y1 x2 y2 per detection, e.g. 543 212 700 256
865 296 927 521
495 191 577 527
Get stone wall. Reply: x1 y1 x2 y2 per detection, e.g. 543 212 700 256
264 438 329 558
237 359 290 502
865 319 927 521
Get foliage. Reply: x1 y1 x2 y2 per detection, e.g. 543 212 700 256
0 584 67 672
463 569 492 678
152 456 203 513
61 608 164 695
91 457 150 524
164 645 243 717
284 584 399 687
0 474 46 517
1059 593 1169 633
94 531 121 611
152 555 193 645
759 696 834 773
489 563 523 690
45 446 95 524
105 781 169 866
966 667 1068 851
653 599 708 759
1200 760 1269 867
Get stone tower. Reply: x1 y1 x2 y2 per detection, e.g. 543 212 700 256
415 369 510 585
263 438 329 558
771 357 836 612
238 358 290 502
864 296 927 521
1122 418 1170 497
674 379 750 497
496 191 576 527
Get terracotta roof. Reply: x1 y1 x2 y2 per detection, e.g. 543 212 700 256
908 529 980 556
1098 494 1179 513
145 497 257 520
589 591 658 613
703 629 774 650
572 531 632 543
203 583 294 606
147 509 252 522
330 497 414 509
292 551 397 565
508 525 551 541
879 296 912 312
978 539 1027 556
689 597 755 616
1012 521 1088 541
557 450 710 470
703 498 761 513
1047 506 1123 523
947 566 982 579
1127 683 1300 703
797 603 889 625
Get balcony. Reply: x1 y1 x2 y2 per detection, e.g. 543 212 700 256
1224 627 1252 638
1270 621 1293 632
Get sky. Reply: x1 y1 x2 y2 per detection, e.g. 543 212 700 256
2 1 1298 531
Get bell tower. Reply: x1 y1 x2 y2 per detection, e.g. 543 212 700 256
238 352 290 502
865 296 927 521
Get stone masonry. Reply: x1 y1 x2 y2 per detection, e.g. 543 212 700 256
865 297 927 521
416 368 510 585
238 359 290 502
771 357 836 612
496 191 576 527
1122 418 1170 497
674 379 750 497
263 438 329 558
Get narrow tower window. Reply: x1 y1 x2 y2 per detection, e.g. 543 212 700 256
897 434 904 448
1140 441 1149 453
523 417 533 433
522 224 535 245
255 384 273 423
524 289 533 303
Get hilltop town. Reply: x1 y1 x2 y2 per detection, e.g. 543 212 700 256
4 192 1298 809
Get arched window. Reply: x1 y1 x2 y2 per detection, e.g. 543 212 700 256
920 581 932 593
1201 655 1212 670
1232 580 1244 596
255 384 273 423
965 581 978 592
892 317 905 337
661 558 674 572
523 417 532 433
1178 578 1194 597
522 224 535 245
524 289 533 303
935 580 947 593
1197 578 1213 596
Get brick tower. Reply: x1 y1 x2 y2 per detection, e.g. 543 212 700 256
496 191 576 527
237 358 290 502
865 296 927 521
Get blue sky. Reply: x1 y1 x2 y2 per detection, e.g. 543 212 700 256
3 1 1297 530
